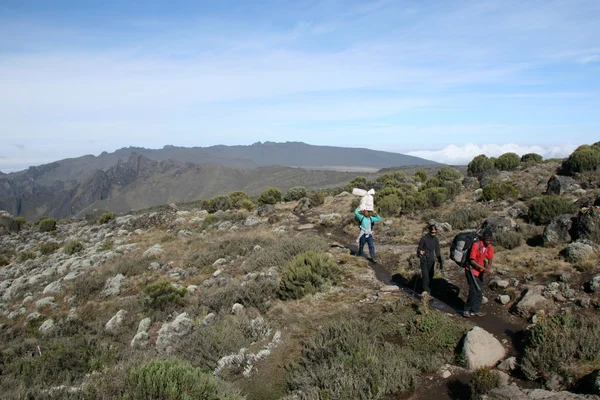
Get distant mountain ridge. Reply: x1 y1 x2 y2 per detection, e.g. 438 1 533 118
0 142 438 220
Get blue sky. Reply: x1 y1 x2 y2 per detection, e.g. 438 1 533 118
1 0 599 172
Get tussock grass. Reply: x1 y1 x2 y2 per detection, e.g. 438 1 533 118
439 204 490 230
244 235 327 272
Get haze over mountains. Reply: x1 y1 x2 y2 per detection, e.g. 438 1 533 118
0 141 438 220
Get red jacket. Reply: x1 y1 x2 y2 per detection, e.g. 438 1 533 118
467 240 494 277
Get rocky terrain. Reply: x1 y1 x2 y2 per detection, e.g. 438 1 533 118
1 156 600 400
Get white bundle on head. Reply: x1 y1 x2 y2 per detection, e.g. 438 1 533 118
353 188 376 211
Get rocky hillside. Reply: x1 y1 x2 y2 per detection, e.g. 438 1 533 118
1 159 600 400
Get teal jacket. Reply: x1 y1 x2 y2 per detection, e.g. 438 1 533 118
355 207 382 232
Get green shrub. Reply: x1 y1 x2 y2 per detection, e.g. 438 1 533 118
441 180 462 200
17 250 36 262
99 239 114 251
244 235 327 272
308 190 326 207
141 281 186 314
403 192 428 212
186 236 270 269
560 144 600 175
439 204 489 230
421 187 448 207
229 190 249 209
378 194 403 217
121 359 244 400
97 212 116 224
521 311 600 381
493 231 523 249
495 152 520 171
70 272 106 303
64 240 84 255
521 153 543 165
237 199 255 211
39 217 57 232
528 196 578 225
112 257 150 276
14 216 27 228
436 167 462 181
413 170 427 183
284 186 307 202
468 154 496 177
0 256 9 266
278 250 340 300
39 241 61 255
481 182 518 202
258 187 282 205
346 175 369 191
377 172 407 188
470 368 501 398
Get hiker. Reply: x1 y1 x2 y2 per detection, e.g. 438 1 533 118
355 206 381 262
463 230 494 318
417 222 444 295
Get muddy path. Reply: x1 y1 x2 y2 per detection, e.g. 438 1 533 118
302 218 536 399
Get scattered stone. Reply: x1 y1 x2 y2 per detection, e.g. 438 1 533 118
507 203 529 219
105 310 127 335
564 242 594 263
462 326 506 370
186 285 198 294
101 274 126 298
212 258 227 266
25 311 42 323
156 312 193 355
39 319 56 335
143 244 165 258
379 285 399 293
319 213 342 226
188 217 205 226
202 312 216 326
232 303 244 315
257 205 275 217
462 177 479 189
177 229 192 236
35 297 57 310
482 217 515 235
297 224 314 231
43 280 62 295
442 370 452 379
213 270 222 277
512 285 553 319
489 278 510 289
244 216 261 226
498 295 511 305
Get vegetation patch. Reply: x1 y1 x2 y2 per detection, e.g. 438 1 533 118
493 231 524 250
278 250 340 300
64 240 84 255
470 367 502 398
521 311 600 381
186 235 271 269
97 212 116 224
439 204 490 230
39 217 57 232
17 250 36 262
140 280 187 316
243 235 327 273
528 196 578 225
481 181 518 202
39 241 61 255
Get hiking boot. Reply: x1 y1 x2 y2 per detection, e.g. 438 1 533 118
472 311 487 317
463 311 471 318
369 257 376 263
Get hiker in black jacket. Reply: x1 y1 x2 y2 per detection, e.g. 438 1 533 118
417 222 444 295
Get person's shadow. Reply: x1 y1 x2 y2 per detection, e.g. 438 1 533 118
391 272 466 312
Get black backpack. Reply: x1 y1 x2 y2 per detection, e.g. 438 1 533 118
449 231 479 267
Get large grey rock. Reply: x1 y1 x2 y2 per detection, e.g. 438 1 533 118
507 203 529 219
488 385 600 400
462 177 479 189
105 310 127 335
589 274 600 292
547 175 581 195
39 319 56 336
101 274 126 298
257 205 275 217
571 207 600 243
35 296 57 310
130 317 152 348
482 217 515 235
293 197 312 213
512 285 553 319
462 326 506 370
156 312 193 355
543 214 575 245
564 242 594 263
244 215 261 226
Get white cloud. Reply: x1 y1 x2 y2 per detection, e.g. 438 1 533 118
406 143 578 165
579 54 600 64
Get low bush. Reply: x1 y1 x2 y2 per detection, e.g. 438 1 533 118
378 194 403 217
258 187 282 205
186 235 270 269
99 239 114 251
97 212 116 224
521 152 543 165
244 235 327 272
481 182 518 202
17 250 36 262
560 144 600 175
495 152 520 171
39 241 61 255
112 257 151 276
229 190 249 209
521 311 600 381
493 231 523 250
439 204 490 230
413 170 427 182
64 240 84 255
470 368 502 398
436 167 462 181
308 190 326 207
120 359 244 400
200 279 278 314
528 196 579 225
177 315 269 372
278 250 340 300
468 154 496 177
284 186 307 202
39 217 57 232
140 281 187 315
237 199 255 211
70 272 106 303
14 216 27 228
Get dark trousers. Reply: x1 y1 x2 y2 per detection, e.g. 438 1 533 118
421 259 435 293
358 234 375 260
465 270 485 312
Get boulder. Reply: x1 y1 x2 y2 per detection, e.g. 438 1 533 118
488 386 598 400
257 205 275 217
462 326 506 370
482 217 515 235
512 285 553 319
156 312 194 355
105 310 128 335
547 175 581 195
101 274 126 298
39 319 56 336
507 203 529 219
589 274 600 292
462 177 479 189
571 207 600 243
293 197 312 213
244 216 261 226
543 214 575 245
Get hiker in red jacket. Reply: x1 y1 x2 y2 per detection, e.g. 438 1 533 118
464 230 494 318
